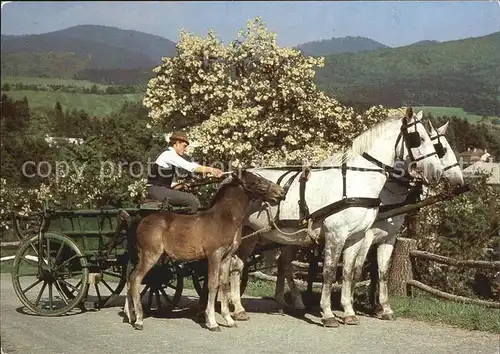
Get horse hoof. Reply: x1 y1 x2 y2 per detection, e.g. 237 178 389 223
208 326 221 332
343 315 359 325
134 323 143 330
321 317 339 328
228 322 238 328
233 311 250 321
381 313 396 321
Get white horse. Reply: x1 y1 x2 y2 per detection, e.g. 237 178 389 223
333 119 465 323
356 121 464 320
230 109 442 327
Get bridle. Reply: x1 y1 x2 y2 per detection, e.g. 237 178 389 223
430 130 460 172
362 116 438 186
232 171 278 202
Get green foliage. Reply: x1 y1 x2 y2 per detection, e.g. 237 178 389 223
427 114 500 159
416 106 497 124
316 32 500 116
1 52 92 78
0 90 143 117
414 175 500 298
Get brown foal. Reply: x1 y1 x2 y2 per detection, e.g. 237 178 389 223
122 169 285 331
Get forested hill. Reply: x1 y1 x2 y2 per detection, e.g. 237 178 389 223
295 36 389 56
315 31 500 116
1 25 176 76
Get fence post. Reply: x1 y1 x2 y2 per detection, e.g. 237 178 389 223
388 237 417 296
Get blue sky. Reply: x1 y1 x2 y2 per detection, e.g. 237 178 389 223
1 1 499 47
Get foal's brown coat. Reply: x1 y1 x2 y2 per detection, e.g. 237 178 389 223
123 170 285 331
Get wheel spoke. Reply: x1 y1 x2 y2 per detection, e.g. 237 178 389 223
53 254 79 272
22 278 42 294
54 242 65 265
159 287 172 305
46 237 51 268
35 281 47 306
20 256 41 269
58 279 79 293
100 279 114 293
48 283 53 310
155 291 162 309
54 281 69 306
140 285 150 297
94 283 101 303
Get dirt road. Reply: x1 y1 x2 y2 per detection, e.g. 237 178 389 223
1 273 498 354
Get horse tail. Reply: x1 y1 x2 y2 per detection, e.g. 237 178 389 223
118 210 141 267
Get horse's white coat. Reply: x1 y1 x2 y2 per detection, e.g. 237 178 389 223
346 120 464 320
240 111 443 324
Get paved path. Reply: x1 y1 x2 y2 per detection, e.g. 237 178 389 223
1 273 498 354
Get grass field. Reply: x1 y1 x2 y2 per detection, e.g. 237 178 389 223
1 76 109 89
415 106 498 123
3 90 144 117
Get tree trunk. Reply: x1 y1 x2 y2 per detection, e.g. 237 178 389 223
388 237 417 297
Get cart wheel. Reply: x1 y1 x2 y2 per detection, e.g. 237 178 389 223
140 258 184 313
85 253 128 309
12 233 89 316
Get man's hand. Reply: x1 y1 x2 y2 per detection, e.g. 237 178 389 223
210 167 223 178
172 183 185 190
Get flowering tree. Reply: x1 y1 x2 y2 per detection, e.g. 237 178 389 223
143 17 392 167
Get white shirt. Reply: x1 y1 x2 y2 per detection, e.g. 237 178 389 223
155 147 200 173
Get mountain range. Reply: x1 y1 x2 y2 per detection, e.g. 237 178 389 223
1 25 499 116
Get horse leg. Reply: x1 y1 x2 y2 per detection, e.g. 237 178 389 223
229 255 249 321
274 247 288 311
123 261 135 324
230 231 259 321
206 250 223 331
130 249 160 330
376 240 397 320
219 254 236 328
340 234 366 325
281 246 305 312
320 229 345 328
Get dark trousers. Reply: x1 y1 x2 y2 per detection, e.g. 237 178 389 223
146 185 200 214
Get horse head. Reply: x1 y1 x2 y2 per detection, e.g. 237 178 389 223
398 108 442 184
428 120 464 187
230 168 286 206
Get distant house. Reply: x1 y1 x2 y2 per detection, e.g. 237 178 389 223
44 135 84 147
457 147 495 168
463 161 500 185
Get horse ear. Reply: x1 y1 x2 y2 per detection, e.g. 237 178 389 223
415 110 423 120
437 121 450 135
405 106 413 119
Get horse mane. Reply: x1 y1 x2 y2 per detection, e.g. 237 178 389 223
321 113 404 166
204 175 238 209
